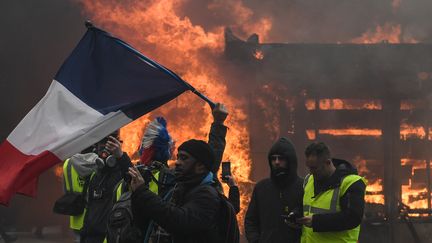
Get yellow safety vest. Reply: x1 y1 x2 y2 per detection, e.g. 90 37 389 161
63 159 88 231
114 171 160 201
301 174 367 243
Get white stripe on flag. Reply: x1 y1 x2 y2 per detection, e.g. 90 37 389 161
7 80 132 159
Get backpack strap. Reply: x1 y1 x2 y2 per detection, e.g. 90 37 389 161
81 175 90 201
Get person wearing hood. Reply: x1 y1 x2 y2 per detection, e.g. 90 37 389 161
296 142 366 243
60 151 99 242
245 137 303 243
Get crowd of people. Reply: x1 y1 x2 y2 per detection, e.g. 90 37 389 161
55 102 366 243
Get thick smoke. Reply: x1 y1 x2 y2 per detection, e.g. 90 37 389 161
0 0 84 231
181 0 432 43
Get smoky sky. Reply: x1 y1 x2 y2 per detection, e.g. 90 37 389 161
0 0 86 140
180 0 432 43
2 0 432 139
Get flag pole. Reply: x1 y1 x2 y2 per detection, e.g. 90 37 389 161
190 89 216 109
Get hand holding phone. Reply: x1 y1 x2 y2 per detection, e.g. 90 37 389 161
221 161 231 183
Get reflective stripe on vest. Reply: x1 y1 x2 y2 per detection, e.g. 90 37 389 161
149 171 160 195
63 159 87 230
115 180 124 201
301 174 367 243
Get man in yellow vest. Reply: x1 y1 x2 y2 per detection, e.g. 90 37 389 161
297 142 367 243
62 152 98 242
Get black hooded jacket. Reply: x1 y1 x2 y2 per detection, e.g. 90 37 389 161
245 138 303 243
309 158 366 232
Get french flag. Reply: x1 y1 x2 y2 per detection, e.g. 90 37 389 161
0 23 193 205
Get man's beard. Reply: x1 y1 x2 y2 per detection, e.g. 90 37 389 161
174 166 196 182
271 167 291 187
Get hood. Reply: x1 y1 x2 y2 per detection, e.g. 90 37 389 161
332 158 358 177
69 153 99 177
268 137 298 186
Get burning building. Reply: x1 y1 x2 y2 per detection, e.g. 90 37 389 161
224 29 432 242
3 0 432 242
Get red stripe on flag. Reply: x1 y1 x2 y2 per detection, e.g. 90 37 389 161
0 140 61 205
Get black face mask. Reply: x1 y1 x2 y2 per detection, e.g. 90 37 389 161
271 167 291 187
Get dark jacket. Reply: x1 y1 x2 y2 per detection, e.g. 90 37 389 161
208 122 241 214
131 178 222 243
208 122 227 177
228 185 240 214
130 123 231 239
80 153 132 243
245 138 303 243
310 158 366 232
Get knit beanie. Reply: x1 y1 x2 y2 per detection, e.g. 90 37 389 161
178 139 215 171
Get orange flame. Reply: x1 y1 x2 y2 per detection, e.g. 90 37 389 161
318 129 382 137
253 50 264 60
80 0 273 229
305 99 381 110
305 99 316 110
400 123 427 140
54 165 63 182
351 23 417 44
319 99 382 110
306 130 316 140
352 156 384 204
401 159 429 210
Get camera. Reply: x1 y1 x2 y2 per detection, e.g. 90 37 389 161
281 209 302 224
135 164 157 184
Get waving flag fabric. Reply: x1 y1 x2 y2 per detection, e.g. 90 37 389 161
0 25 192 205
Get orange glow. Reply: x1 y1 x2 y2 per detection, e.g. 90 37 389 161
319 99 382 110
305 99 316 110
305 99 381 110
351 23 417 44
80 0 273 228
253 50 264 60
54 165 63 182
256 97 280 141
352 156 384 204
400 159 430 211
400 101 416 110
400 99 428 110
306 130 316 140
365 180 384 204
319 129 382 137
400 123 426 140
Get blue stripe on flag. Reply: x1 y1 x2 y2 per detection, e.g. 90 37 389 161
54 27 191 117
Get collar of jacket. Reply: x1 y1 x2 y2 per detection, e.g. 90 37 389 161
200 172 214 185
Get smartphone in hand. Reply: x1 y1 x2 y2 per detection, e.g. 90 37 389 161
221 161 231 182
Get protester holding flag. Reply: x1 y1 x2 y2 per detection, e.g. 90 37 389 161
0 22 215 205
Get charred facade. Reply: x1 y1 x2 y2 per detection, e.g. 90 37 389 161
224 28 432 243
